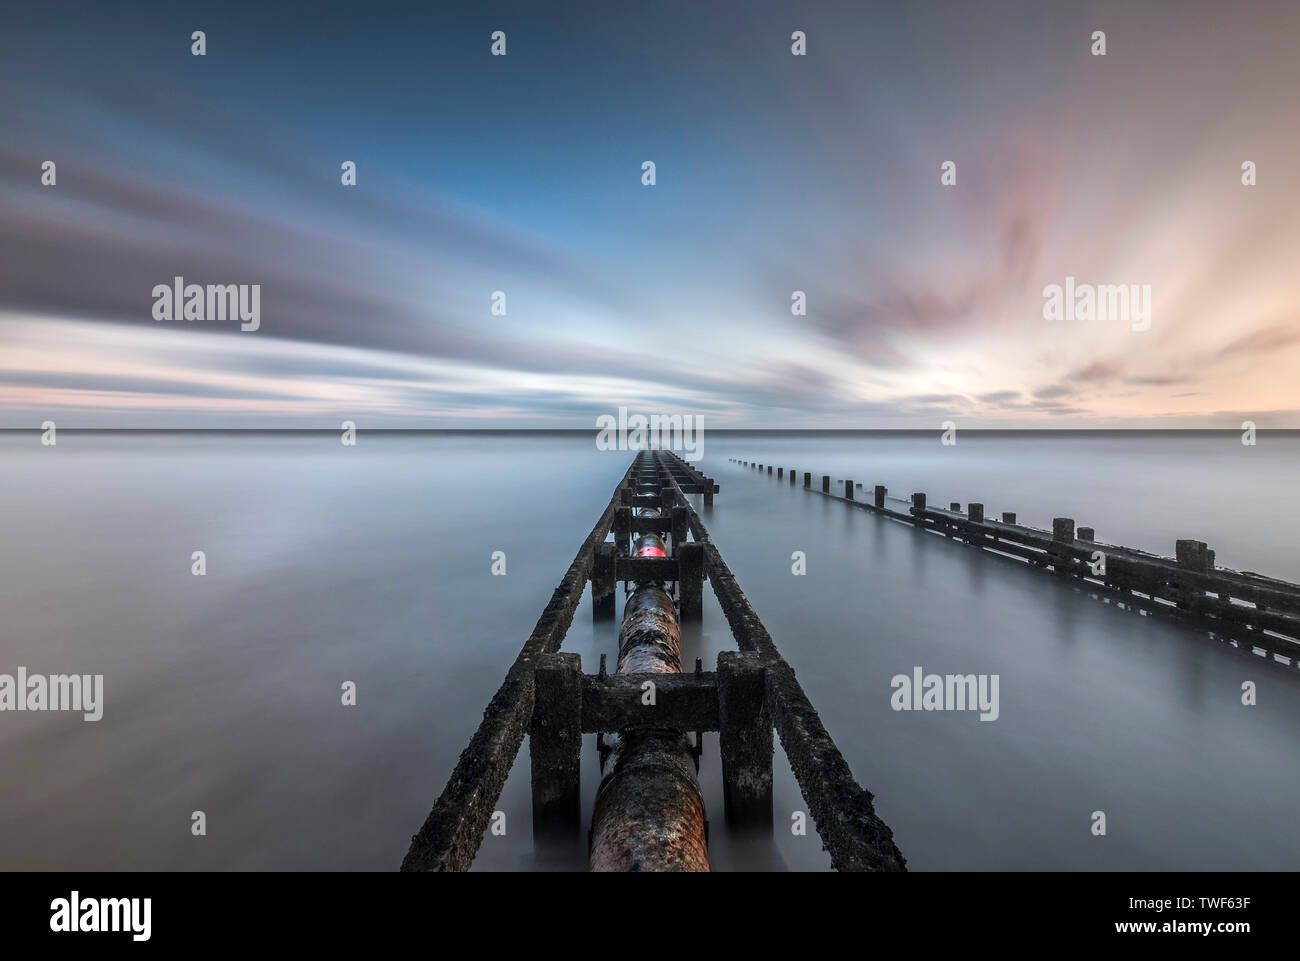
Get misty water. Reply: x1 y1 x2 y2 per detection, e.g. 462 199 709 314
1 430 1298 871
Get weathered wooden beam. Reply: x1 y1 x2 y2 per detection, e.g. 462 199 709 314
530 653 583 840
679 542 704 620
613 505 631 555
592 541 616 619
764 659 905 871
616 554 679 583
717 651 773 831
671 505 688 556
629 515 672 534
579 671 719 732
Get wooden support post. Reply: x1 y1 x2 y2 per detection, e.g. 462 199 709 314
1049 518 1075 575
950 502 960 512
822 475 830 493
1176 539 1210 572
845 479 854 499
969 503 984 523
767 465 772 475
874 485 886 508
613 506 632 556
789 469 795 485
1077 526 1094 541
704 479 714 506
531 652 583 841
912 492 926 513
679 542 704 620
619 485 632 506
592 542 616 618
777 467 783 478
717 651 773 831
671 505 688 557
1002 511 1016 525
804 471 811 488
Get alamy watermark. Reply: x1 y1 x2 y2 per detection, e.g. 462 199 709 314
1042 276 1150 332
50 891 150 941
891 666 999 721
152 276 260 331
596 406 703 460
0 668 103 721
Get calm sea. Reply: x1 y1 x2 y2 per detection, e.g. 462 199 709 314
1 430 1297 870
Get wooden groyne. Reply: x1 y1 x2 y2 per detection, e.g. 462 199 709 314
732 458 1300 666
401 450 905 872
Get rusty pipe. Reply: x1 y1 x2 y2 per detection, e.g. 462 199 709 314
589 522 711 871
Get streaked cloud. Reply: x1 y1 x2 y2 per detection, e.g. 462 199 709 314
2 0 1298 427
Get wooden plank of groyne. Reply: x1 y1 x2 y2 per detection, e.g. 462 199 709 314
530 652 583 840
579 671 720 732
751 454 1300 661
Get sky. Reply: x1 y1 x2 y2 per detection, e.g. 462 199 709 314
2 0 1298 428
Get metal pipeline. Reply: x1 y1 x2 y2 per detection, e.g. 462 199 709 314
589 507 711 872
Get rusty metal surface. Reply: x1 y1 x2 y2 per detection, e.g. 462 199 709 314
589 731 710 872
617 586 682 674
590 501 710 872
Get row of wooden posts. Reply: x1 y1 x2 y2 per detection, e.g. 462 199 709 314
732 458 1300 666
